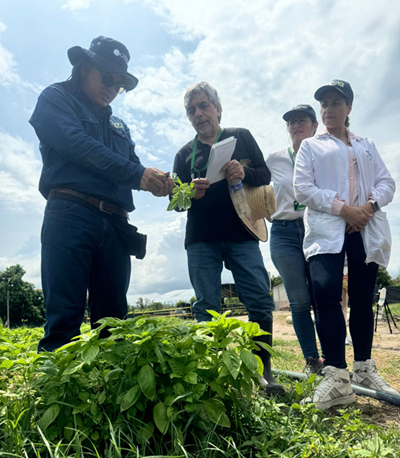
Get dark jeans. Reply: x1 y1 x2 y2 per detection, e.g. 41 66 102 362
39 199 131 351
270 219 320 359
309 231 379 368
187 240 275 323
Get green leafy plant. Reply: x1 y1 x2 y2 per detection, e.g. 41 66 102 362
167 174 197 211
3 312 268 455
2 319 400 457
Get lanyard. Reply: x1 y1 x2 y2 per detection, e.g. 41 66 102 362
288 146 295 167
190 127 223 179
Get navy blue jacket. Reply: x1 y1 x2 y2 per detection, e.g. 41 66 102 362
29 82 146 212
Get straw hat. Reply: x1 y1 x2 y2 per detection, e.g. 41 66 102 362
229 160 276 242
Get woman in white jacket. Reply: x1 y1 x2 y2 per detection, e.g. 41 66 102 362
294 79 397 410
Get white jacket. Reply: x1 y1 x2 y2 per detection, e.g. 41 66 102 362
293 131 395 267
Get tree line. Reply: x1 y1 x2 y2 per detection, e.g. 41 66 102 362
1 265 399 328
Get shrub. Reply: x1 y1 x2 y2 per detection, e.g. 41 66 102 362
4 313 267 455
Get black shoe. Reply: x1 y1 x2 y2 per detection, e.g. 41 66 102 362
304 357 324 375
253 320 285 395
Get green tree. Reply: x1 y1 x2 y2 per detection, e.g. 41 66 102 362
270 275 282 288
149 301 164 311
224 297 242 305
135 297 151 311
0 265 46 327
392 272 400 286
375 267 394 287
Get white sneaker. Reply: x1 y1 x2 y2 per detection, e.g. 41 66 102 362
353 359 400 395
304 366 355 410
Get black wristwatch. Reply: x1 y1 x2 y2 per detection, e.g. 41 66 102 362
370 201 380 213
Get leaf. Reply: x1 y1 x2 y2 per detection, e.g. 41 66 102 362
173 382 186 395
192 383 207 400
98 392 106 404
0 360 14 369
120 385 141 412
63 361 85 375
153 402 169 434
138 364 156 400
78 391 89 402
183 372 198 384
104 368 124 382
222 350 241 379
82 345 99 364
136 422 154 444
167 199 178 211
244 321 262 336
154 347 166 373
240 378 253 397
220 337 234 347
202 399 230 427
240 348 258 373
39 404 60 430
210 380 225 397
168 360 185 375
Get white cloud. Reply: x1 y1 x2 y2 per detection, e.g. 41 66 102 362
62 0 93 10
0 22 42 93
0 252 41 289
0 132 44 213
127 0 400 155
0 22 18 87
128 213 189 296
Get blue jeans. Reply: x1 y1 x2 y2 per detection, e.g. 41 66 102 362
270 219 320 359
309 232 378 369
39 198 131 351
187 240 274 323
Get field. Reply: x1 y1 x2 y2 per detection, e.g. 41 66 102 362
1 310 400 458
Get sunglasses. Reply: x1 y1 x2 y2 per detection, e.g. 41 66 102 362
100 72 126 94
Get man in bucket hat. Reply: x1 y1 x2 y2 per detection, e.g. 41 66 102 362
172 82 284 395
29 36 173 352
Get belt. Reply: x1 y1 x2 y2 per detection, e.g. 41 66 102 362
48 188 129 219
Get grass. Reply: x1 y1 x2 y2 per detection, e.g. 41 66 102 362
388 302 400 317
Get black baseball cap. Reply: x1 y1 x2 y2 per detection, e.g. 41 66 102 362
314 79 354 103
283 104 317 123
68 36 138 91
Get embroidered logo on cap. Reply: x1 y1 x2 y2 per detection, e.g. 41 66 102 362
113 48 128 63
330 80 345 88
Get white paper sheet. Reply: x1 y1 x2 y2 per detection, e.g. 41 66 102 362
205 136 237 184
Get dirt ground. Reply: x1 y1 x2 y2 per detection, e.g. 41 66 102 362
236 311 400 426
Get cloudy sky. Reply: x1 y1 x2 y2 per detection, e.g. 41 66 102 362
1 0 399 305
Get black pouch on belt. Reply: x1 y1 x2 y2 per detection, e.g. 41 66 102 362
48 192 147 259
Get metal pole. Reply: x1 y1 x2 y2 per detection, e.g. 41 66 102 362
6 287 10 329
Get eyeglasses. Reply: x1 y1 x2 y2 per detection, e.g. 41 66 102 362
100 72 126 94
288 117 311 127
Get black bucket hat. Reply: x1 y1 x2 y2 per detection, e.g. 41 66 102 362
314 79 353 103
68 36 138 91
283 104 317 123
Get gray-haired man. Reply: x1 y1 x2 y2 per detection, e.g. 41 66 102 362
173 82 284 394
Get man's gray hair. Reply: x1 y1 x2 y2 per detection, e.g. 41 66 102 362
184 82 222 122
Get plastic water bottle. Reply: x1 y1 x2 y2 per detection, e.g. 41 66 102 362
229 179 252 219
